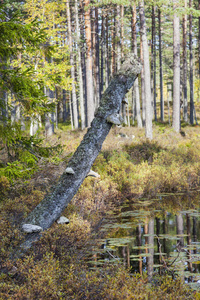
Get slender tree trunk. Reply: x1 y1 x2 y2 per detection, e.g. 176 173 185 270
172 1 181 132
100 14 104 96
116 5 121 71
16 55 141 255
132 4 142 128
186 214 193 273
105 13 110 88
151 6 157 121
139 0 153 139
75 0 85 129
84 0 94 127
176 213 184 247
189 0 194 125
121 6 124 59
95 7 100 107
66 1 78 129
158 9 164 122
111 9 116 76
183 0 188 122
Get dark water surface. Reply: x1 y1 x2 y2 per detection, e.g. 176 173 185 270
90 191 200 290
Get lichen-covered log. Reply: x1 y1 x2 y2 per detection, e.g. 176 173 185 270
18 54 141 252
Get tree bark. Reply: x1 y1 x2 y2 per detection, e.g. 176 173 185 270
16 54 141 256
132 4 142 128
139 0 153 139
158 9 164 122
183 0 188 122
75 0 85 129
189 0 194 125
172 1 181 132
66 1 78 129
84 0 94 127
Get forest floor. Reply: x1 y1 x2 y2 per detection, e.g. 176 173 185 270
1 120 200 299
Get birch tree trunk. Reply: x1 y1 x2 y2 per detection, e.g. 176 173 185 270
17 54 141 256
172 1 181 132
139 0 153 139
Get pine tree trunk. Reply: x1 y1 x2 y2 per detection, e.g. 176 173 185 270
111 9 116 76
75 0 85 129
66 1 79 129
172 2 181 132
158 9 164 122
151 6 157 121
183 0 188 122
116 5 121 71
139 0 153 139
189 0 194 125
147 218 154 281
84 0 94 127
95 7 100 107
100 14 104 96
105 14 110 88
16 54 141 255
132 4 142 128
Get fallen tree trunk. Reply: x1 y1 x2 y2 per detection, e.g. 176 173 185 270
16 54 141 255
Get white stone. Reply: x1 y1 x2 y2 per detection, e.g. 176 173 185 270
22 224 43 233
65 167 75 175
57 216 70 224
87 170 100 178
106 113 124 125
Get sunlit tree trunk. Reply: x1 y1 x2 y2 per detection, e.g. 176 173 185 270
158 9 164 122
172 1 181 132
100 14 104 96
116 5 121 71
189 0 194 125
139 0 153 139
183 0 188 122
95 7 100 108
151 6 157 122
75 0 85 129
132 4 142 128
105 13 110 88
111 8 116 76
66 1 78 129
84 0 94 127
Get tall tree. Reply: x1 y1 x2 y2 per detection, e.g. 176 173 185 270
183 0 188 122
189 0 194 125
139 0 153 139
151 6 157 122
131 3 142 128
158 8 164 122
75 0 85 129
172 1 181 132
84 0 94 126
66 1 78 129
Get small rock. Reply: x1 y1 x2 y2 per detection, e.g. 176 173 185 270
65 167 75 175
57 216 70 224
87 170 100 178
106 113 124 125
119 133 128 138
22 224 43 233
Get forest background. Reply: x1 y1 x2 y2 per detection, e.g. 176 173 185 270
1 0 200 298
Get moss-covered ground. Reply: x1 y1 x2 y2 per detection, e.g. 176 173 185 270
1 123 200 299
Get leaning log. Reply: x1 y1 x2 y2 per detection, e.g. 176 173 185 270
17 54 141 255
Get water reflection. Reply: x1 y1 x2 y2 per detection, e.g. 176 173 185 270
90 192 200 289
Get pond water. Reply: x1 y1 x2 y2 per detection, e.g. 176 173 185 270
89 191 200 290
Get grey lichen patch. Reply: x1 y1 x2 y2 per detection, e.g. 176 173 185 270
106 113 123 125
118 53 142 77
64 167 75 175
22 224 43 233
